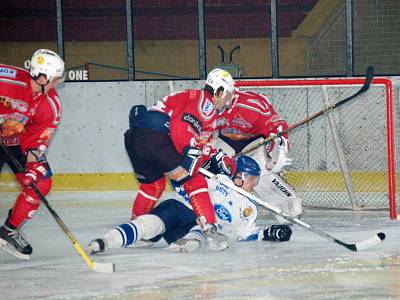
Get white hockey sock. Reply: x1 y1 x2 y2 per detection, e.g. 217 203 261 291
104 214 165 248
105 220 144 248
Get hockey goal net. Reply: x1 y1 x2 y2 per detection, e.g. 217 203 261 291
236 77 399 219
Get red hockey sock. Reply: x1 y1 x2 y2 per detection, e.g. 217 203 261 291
8 193 39 228
183 174 216 224
132 177 166 218
8 178 51 228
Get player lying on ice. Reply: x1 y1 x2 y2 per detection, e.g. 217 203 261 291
88 155 292 254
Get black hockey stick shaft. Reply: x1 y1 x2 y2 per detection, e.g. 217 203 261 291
200 167 385 252
0 142 114 273
235 66 374 157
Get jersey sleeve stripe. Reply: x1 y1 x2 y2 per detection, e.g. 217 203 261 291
235 103 272 116
0 78 27 87
46 95 62 120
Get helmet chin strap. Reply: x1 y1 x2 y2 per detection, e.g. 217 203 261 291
32 77 50 94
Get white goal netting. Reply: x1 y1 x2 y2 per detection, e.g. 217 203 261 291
238 78 399 216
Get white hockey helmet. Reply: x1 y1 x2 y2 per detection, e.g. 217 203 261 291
205 68 235 95
205 68 236 113
29 49 65 82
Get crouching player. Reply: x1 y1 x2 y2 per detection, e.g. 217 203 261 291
88 155 292 254
214 90 303 223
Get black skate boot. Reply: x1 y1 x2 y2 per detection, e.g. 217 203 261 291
88 238 108 255
0 219 32 260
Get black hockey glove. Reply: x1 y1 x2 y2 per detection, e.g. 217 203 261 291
263 224 292 242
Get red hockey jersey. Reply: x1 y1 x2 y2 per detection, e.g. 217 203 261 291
0 64 61 152
218 91 288 141
150 89 217 153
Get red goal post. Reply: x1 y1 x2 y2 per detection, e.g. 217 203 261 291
236 77 397 220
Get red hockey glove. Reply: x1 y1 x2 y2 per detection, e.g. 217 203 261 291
16 162 48 186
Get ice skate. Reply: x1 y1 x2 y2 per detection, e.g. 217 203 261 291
165 238 201 253
0 222 32 260
204 226 229 251
88 238 108 255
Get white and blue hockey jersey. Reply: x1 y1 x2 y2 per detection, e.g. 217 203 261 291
172 175 263 241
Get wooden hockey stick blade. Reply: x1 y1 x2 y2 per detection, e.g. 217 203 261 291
235 66 374 157
199 168 385 252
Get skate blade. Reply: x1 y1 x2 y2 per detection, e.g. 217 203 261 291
0 238 30 260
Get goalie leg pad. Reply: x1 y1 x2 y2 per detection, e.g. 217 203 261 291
210 137 236 157
254 171 303 220
246 139 269 169
132 177 166 218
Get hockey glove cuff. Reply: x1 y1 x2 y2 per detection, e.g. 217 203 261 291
263 224 292 242
16 162 49 187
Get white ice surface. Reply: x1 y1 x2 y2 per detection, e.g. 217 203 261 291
0 192 399 300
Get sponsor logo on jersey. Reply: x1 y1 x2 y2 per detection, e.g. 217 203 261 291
232 112 252 128
272 178 292 197
201 98 214 115
214 204 232 223
0 67 17 78
198 94 215 119
215 183 229 197
182 113 202 134
0 97 29 113
243 207 253 217
215 117 228 128
0 112 28 124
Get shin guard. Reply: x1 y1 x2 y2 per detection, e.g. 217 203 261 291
8 178 52 228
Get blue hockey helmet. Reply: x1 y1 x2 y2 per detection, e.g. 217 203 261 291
235 155 261 177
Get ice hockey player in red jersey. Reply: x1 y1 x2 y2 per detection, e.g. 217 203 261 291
0 49 65 260
215 90 303 221
124 68 237 232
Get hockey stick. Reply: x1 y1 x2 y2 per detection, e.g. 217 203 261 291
0 142 115 273
199 167 385 252
235 66 375 157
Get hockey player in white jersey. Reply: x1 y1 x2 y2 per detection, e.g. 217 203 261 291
88 155 292 254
